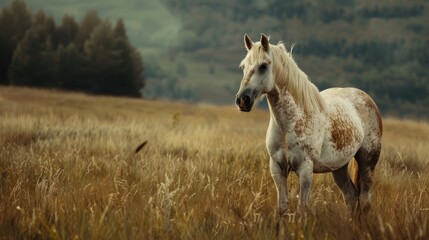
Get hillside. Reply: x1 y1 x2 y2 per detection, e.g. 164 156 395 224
0 87 428 239
0 0 428 119
159 0 429 118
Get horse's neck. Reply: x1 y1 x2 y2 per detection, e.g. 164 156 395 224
266 46 326 132
266 86 304 133
267 48 303 127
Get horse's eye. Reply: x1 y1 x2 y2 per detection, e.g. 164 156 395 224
259 64 268 73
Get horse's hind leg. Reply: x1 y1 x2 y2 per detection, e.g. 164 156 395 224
332 163 359 212
355 145 381 213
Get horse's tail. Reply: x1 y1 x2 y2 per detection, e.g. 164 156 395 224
350 158 359 193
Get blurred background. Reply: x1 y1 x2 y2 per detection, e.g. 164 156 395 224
0 0 428 119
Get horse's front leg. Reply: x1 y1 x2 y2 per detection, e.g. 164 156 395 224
269 152 289 216
267 119 290 216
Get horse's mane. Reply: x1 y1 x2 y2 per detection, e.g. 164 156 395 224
271 43 326 113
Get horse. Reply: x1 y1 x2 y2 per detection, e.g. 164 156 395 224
235 34 382 216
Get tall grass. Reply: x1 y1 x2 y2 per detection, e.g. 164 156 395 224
1 87 428 239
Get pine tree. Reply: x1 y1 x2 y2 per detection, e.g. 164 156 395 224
55 14 79 47
113 18 127 40
84 21 119 94
84 20 143 96
8 10 57 87
114 18 144 95
0 0 32 85
75 10 101 50
57 43 88 90
111 36 143 96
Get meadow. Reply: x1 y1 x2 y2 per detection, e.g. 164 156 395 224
0 86 428 239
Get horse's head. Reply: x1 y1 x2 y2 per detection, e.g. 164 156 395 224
235 33 274 112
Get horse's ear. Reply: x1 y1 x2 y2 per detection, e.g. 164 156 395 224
244 34 253 51
260 34 270 52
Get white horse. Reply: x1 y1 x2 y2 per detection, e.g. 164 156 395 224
235 34 382 216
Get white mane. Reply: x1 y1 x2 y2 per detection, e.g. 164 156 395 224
270 43 326 113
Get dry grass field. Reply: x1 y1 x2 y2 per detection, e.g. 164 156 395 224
0 86 428 239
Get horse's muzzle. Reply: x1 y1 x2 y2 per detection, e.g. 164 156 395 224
235 94 254 112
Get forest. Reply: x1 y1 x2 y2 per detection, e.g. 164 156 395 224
0 0 143 97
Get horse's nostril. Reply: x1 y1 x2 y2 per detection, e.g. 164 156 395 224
243 95 251 105
235 94 252 109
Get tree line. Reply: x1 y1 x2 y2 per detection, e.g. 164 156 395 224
0 0 143 97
